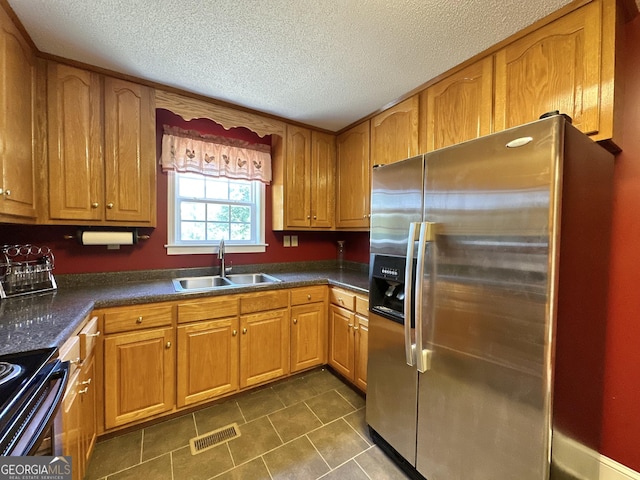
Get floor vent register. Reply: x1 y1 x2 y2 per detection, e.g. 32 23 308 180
189 423 241 455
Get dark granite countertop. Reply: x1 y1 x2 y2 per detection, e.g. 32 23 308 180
0 262 369 356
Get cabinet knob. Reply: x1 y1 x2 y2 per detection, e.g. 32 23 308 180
307 294 311 300
313 215 317 219
293 318 298 324
232 329 238 336
242 328 247 334
4 189 10 196
306 215 311 219
78 387 89 394
136 316 143 324
107 202 114 209
91 202 99 208
0 188 3 195
165 341 172 349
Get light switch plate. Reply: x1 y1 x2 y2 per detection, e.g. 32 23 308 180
291 235 298 247
283 235 290 247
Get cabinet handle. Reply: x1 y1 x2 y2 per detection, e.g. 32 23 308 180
293 318 298 324
348 323 354 329
80 378 92 386
0 188 3 195
232 330 237 336
69 357 81 366
107 202 114 209
242 328 247 334
353 326 359 331
165 341 171 349
136 316 143 324
91 202 99 208
338 298 344 304
86 331 101 338
78 387 89 394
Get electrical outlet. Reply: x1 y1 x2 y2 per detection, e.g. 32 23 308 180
291 235 298 247
283 235 290 247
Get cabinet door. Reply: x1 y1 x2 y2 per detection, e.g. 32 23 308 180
79 353 97 466
328 305 354 381
336 121 370 229
47 62 103 221
62 370 83 480
0 7 36 219
310 131 335 228
240 308 289 388
354 314 369 392
104 327 174 429
494 1 602 136
422 57 493 152
285 125 311 228
177 317 239 407
291 302 326 373
103 77 156 224
371 96 419 166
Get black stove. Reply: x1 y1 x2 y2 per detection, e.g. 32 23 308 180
0 347 68 455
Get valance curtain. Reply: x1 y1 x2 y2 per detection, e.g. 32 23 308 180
161 125 272 183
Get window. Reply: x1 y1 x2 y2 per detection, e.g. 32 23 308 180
166 171 266 255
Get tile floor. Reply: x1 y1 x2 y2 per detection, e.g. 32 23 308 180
85 368 411 480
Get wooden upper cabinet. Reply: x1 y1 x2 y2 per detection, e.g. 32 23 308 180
284 125 335 229
371 96 419 166
310 131 335 228
0 7 36 220
494 0 608 139
46 66 156 225
47 63 103 221
421 56 494 152
336 121 370 229
104 77 156 224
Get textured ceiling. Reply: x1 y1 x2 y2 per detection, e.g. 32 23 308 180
8 0 619 131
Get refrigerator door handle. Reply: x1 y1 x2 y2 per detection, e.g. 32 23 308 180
416 221 436 373
404 222 420 366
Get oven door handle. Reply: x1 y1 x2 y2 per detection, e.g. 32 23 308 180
7 360 70 456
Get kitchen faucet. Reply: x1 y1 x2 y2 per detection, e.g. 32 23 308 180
218 238 226 277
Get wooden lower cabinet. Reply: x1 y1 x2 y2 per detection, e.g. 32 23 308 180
61 368 82 480
103 327 175 429
240 308 289 388
290 286 327 372
328 288 369 391
177 317 239 407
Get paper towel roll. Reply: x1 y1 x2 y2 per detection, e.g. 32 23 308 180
80 231 135 246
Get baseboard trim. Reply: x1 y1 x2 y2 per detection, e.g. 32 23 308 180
553 432 640 480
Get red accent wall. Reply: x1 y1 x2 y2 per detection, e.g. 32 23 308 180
0 110 370 273
601 14 640 471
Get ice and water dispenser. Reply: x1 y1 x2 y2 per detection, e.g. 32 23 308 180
369 254 414 325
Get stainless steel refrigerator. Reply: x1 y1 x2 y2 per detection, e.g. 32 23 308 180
366 116 614 480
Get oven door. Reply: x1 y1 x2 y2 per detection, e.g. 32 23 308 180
0 359 69 456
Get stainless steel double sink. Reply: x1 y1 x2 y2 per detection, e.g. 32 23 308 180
172 273 282 292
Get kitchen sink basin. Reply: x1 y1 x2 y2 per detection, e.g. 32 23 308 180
225 273 282 285
172 272 281 292
173 275 233 291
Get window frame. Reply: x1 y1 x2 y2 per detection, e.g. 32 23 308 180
165 171 267 255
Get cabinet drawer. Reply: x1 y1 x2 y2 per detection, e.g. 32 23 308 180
79 316 100 360
240 290 289 315
355 296 369 317
177 296 239 324
104 304 173 334
59 335 80 375
290 286 326 306
330 288 356 311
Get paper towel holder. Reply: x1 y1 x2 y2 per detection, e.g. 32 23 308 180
64 228 150 249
